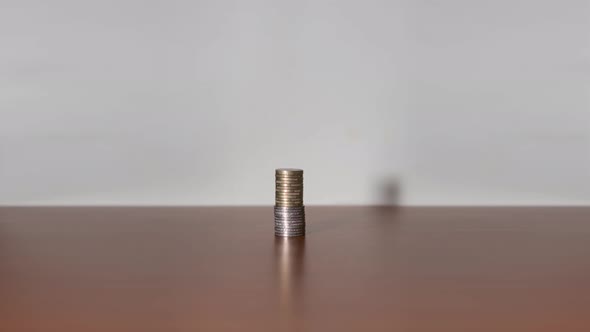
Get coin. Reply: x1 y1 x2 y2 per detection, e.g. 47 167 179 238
276 168 303 174
274 208 304 212
274 209 305 213
274 206 305 215
274 169 305 236
274 217 305 221
275 228 305 233
275 173 303 177
275 231 305 237
275 233 304 237
274 214 305 217
274 206 304 210
275 225 305 229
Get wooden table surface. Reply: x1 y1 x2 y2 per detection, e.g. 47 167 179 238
0 207 589 332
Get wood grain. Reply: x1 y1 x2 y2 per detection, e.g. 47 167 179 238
0 207 589 331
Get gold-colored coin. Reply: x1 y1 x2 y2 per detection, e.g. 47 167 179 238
276 193 303 197
275 173 303 176
275 176 303 180
275 198 304 202
275 168 303 174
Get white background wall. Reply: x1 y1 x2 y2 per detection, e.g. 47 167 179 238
1 0 588 205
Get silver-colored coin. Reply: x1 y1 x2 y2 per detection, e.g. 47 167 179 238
275 226 305 231
275 227 305 231
275 232 305 237
274 213 305 218
274 219 305 223
274 212 305 216
275 206 304 210
275 215 305 218
275 228 305 234
274 208 305 212
275 218 305 222
275 223 305 227
275 219 305 223
275 222 305 226
275 232 305 236
274 216 305 220
275 223 306 228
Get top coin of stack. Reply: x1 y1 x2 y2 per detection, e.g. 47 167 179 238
275 168 303 207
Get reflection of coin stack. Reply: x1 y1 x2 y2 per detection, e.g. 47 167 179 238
275 168 305 237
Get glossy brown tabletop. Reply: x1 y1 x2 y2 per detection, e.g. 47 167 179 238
0 207 589 331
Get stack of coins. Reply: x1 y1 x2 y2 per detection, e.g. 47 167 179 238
275 168 305 237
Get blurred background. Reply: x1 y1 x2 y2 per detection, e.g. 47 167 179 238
1 0 588 205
